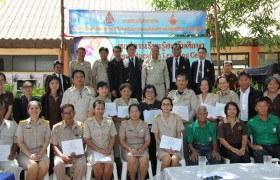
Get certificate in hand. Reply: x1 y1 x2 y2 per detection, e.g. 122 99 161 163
104 102 117 117
61 139 84 156
0 145 10 161
94 151 112 162
143 109 162 124
201 103 218 118
117 106 129 118
215 103 226 117
159 135 182 151
172 106 189 121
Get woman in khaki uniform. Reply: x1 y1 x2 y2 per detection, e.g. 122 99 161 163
151 97 184 170
16 101 50 180
84 100 117 180
119 104 150 180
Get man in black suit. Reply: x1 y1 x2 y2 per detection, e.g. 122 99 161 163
108 45 122 101
44 60 71 93
190 47 215 94
166 43 191 90
119 43 143 101
236 71 263 122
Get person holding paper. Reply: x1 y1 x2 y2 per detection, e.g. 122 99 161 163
88 81 112 118
119 104 151 180
186 105 222 165
16 101 51 180
139 84 161 175
84 100 117 180
216 76 240 109
0 101 20 179
113 83 138 165
50 104 87 180
151 97 185 170
218 102 251 163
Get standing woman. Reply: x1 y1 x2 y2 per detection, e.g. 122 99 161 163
217 102 251 163
0 72 14 120
84 100 117 180
263 77 280 117
119 104 150 180
41 75 63 128
151 97 184 170
16 101 50 180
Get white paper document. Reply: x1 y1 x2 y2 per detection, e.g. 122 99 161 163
159 135 182 151
117 106 129 118
215 103 226 117
61 139 84 156
104 102 117 117
143 109 162 124
94 151 112 162
172 106 189 121
202 103 226 118
0 145 10 161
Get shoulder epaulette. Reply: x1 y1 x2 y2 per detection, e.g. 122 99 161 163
122 120 128 124
42 120 49 124
132 98 138 102
19 120 28 123
155 114 161 118
53 122 62 129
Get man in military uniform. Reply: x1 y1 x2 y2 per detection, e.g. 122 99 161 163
142 45 170 101
50 104 87 180
69 47 93 87
186 105 222 165
61 70 96 123
247 97 280 163
92 47 110 90
0 101 20 179
221 60 239 90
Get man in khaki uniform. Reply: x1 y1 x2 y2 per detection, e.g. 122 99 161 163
142 45 170 101
167 74 198 123
50 104 87 180
61 70 96 123
0 101 20 179
69 47 93 87
92 47 110 90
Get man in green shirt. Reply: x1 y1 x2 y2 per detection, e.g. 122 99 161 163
247 97 280 163
186 105 222 165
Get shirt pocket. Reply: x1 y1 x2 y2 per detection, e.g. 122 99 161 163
2 131 14 144
37 126 47 144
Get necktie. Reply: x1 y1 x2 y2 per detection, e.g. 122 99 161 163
58 74 64 92
129 57 134 68
197 61 203 82
175 57 179 77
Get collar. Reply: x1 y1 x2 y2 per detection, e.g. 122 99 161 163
61 120 78 130
240 87 250 94
0 119 9 129
176 88 188 95
174 56 180 60
93 117 107 127
26 118 43 125
198 59 205 63
72 85 86 92
193 120 210 128
219 89 230 95
128 56 135 59
264 89 280 96
223 117 240 124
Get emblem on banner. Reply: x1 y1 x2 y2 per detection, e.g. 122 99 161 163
105 11 115 25
169 12 178 26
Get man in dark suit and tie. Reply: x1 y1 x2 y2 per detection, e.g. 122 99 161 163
44 60 71 93
119 43 143 101
190 47 215 94
166 43 191 90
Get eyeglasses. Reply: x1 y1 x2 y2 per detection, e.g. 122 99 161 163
62 111 74 116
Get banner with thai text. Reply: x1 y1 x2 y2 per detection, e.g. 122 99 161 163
69 10 206 35
73 37 211 65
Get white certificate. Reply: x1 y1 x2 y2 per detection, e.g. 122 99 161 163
172 106 189 121
117 106 129 118
202 103 218 118
61 139 84 156
215 103 226 117
94 151 112 162
0 145 10 161
143 109 162 124
159 135 182 151
104 102 117 117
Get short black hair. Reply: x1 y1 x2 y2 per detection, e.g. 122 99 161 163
97 81 109 90
176 73 188 81
224 102 240 117
0 72 6 81
172 43 181 50
142 84 157 98
255 97 268 107
198 77 212 94
238 71 251 80
53 60 63 68
128 104 140 114
119 83 133 92
113 46 122 52
160 97 173 109
77 47 86 52
61 104 75 113
71 70 85 79
126 43 137 50
99 47 109 54
152 44 160 51
198 47 207 53
93 100 105 109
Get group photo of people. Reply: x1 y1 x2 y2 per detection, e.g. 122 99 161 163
0 42 279 180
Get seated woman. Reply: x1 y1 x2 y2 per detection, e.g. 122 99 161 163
151 97 185 170
83 100 117 180
119 104 151 180
218 102 251 163
16 101 50 180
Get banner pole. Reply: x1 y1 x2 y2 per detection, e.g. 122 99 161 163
60 0 65 62
214 0 221 75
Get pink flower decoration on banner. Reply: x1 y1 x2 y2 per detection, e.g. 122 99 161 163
85 45 93 56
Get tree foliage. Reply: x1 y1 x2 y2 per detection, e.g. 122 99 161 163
151 0 280 50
